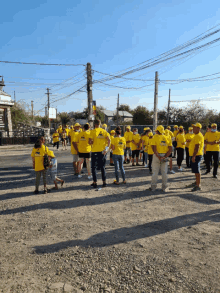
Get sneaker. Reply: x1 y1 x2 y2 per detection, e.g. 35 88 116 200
88 175 92 180
191 185 202 192
91 183 97 188
145 164 148 168
102 182 107 187
178 168 183 172
136 163 140 166
213 175 218 179
44 189 47 194
78 175 82 178
34 190 39 194
203 171 210 175
170 170 175 174
185 182 196 188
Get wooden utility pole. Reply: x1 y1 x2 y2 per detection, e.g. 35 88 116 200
116 94 119 127
14 91 16 103
87 63 93 125
46 88 51 129
153 71 159 131
31 100 34 118
167 89 171 126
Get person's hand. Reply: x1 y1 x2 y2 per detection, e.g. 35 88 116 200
192 156 196 163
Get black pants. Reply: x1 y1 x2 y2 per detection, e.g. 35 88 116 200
172 141 177 157
206 151 219 176
53 141 59 149
143 152 145 164
185 147 190 167
148 154 153 171
91 152 106 182
177 148 184 167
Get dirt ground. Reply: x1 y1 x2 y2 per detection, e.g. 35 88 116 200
0 145 220 293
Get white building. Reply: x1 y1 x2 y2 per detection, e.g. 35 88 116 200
0 77 14 132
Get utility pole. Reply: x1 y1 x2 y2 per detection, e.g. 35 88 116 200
116 94 119 127
14 91 16 103
87 63 93 125
46 88 51 129
153 71 159 131
31 100 34 119
167 89 171 126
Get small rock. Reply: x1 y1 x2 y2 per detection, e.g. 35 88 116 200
133 266 141 272
169 277 176 282
63 283 74 292
147 270 152 275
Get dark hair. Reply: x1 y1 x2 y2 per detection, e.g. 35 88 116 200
34 139 41 149
208 125 211 128
116 126 121 131
116 129 121 135
84 123 90 130
94 119 101 125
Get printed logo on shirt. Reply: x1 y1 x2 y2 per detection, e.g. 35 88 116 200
80 136 86 141
160 141 167 146
98 132 104 138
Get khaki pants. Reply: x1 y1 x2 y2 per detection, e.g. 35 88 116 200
151 154 168 190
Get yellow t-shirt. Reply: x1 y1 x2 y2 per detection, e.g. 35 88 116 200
148 138 154 155
204 131 220 152
173 130 178 139
142 135 149 153
189 132 204 156
168 130 174 138
71 131 79 155
90 128 110 152
57 127 63 134
62 131 67 139
31 145 49 171
151 134 172 154
111 137 126 155
131 134 141 151
52 133 59 143
65 128 70 136
176 133 186 149
185 133 195 148
124 131 133 147
110 135 115 150
76 130 91 153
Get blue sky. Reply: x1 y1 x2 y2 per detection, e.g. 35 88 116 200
1 0 220 116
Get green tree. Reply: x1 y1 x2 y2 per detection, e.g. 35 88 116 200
58 112 70 125
133 106 153 125
118 104 133 114
11 102 31 129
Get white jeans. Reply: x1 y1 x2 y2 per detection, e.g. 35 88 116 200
151 154 168 190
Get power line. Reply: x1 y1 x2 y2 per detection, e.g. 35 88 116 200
0 60 85 66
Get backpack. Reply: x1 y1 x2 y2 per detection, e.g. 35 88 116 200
43 154 50 170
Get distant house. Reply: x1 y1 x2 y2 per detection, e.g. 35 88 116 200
0 77 14 132
102 110 133 125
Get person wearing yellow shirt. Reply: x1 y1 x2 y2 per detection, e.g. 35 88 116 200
111 127 126 184
172 125 179 158
89 119 110 188
204 123 220 178
166 126 174 138
150 125 172 192
52 130 60 150
65 125 70 144
61 129 67 150
188 123 204 191
73 123 92 180
123 126 133 164
164 129 175 174
176 126 186 171
185 127 195 168
147 132 154 174
71 123 81 176
142 127 151 167
131 128 141 166
57 125 63 138
110 130 115 166
31 138 50 194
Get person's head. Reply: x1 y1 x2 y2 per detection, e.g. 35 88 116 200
40 136 45 144
74 123 80 131
148 132 153 139
110 130 115 136
188 127 193 134
71 125 74 129
174 125 178 130
192 123 202 134
156 125 164 135
94 119 101 128
84 123 90 131
133 128 138 135
126 126 131 132
167 126 171 130
211 123 217 132
102 123 107 130
179 126 184 133
116 127 121 136
144 127 150 134
207 125 211 132
164 129 169 136
34 139 42 149
54 130 58 133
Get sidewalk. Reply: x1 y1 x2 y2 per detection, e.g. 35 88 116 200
0 144 34 150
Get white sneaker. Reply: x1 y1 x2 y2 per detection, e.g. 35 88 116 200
170 170 175 174
88 175 92 180
145 164 148 168
178 168 183 172
78 175 82 178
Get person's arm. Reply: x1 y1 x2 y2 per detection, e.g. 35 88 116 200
32 157 35 169
192 144 199 163
164 146 172 158
111 144 115 150
152 145 162 161
72 141 79 153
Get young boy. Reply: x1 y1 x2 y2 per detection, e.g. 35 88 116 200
48 150 65 189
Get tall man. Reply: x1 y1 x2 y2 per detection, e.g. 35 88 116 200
71 123 81 176
124 126 133 164
204 123 220 178
189 123 204 191
150 125 172 192
89 119 110 188
176 126 186 171
185 127 194 168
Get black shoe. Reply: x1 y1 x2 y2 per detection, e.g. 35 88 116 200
34 190 39 194
203 171 210 175
102 182 107 187
110 163 114 166
91 183 97 188
213 175 218 179
172 156 176 158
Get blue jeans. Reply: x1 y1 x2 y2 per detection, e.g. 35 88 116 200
144 152 148 165
91 152 106 182
113 154 126 182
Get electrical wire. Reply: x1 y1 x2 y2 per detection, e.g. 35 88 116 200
0 60 85 66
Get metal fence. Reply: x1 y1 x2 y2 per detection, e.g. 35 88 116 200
0 129 45 146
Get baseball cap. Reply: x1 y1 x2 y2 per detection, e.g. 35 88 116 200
156 125 164 134
74 123 80 127
174 125 178 129
144 127 150 131
211 123 217 127
148 132 153 137
179 126 184 129
192 123 202 129
167 126 171 130
110 130 115 134
126 125 131 129
188 127 193 130
102 124 107 128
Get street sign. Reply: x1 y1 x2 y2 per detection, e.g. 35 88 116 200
49 107 56 119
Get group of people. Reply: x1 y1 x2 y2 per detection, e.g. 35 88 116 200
31 119 220 193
